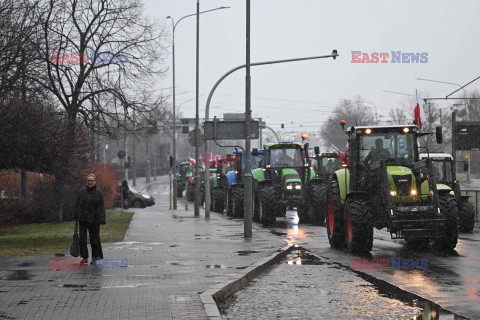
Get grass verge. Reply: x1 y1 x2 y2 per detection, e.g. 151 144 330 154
0 210 133 257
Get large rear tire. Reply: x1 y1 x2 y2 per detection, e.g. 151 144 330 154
434 195 458 251
309 183 327 226
231 186 244 218
326 179 346 248
212 187 226 213
259 185 277 224
344 198 373 253
459 200 475 233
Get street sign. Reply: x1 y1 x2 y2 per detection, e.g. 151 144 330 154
188 128 204 147
204 120 259 140
455 124 480 150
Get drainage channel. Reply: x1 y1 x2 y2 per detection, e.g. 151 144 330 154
220 247 468 320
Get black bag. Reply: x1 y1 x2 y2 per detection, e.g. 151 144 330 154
70 221 80 257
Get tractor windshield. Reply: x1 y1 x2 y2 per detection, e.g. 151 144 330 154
321 157 343 173
360 132 417 166
432 160 453 184
240 154 263 170
268 147 303 167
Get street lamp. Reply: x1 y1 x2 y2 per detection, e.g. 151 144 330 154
166 6 229 210
415 77 467 111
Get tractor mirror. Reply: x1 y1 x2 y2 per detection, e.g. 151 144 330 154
464 162 469 171
314 146 320 155
251 148 258 156
303 143 309 151
436 127 443 144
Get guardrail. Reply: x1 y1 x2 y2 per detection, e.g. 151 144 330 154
461 190 480 223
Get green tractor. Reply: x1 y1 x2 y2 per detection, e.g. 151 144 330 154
419 152 476 232
251 142 317 224
308 150 344 225
327 124 458 253
176 161 193 198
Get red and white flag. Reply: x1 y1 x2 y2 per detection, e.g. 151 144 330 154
414 92 426 131
189 157 196 165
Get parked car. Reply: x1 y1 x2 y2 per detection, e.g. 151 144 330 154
115 186 155 208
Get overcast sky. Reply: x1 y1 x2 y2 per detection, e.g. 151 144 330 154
144 0 480 141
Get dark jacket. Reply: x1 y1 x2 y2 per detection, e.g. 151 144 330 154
74 185 106 224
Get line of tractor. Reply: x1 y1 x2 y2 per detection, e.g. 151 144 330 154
175 121 475 254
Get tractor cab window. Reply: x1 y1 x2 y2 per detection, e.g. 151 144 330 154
321 157 342 173
432 160 453 184
360 132 416 166
268 147 303 167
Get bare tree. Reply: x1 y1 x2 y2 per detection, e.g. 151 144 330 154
320 96 375 151
29 0 170 181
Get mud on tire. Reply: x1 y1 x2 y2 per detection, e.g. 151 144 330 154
327 179 346 248
434 195 458 251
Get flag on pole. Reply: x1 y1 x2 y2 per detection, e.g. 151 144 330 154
189 157 196 165
414 91 426 131
330 143 348 165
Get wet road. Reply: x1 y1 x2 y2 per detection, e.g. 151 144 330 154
252 210 480 319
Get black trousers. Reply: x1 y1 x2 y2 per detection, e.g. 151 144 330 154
79 221 103 260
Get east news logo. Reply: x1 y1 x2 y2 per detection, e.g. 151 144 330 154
351 51 428 63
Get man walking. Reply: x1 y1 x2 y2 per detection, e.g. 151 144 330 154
74 173 106 264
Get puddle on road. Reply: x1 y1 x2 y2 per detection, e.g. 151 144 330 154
206 265 229 269
16 262 34 267
270 230 288 237
236 250 259 256
2 270 33 280
284 248 467 320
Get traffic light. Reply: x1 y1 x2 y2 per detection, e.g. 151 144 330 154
301 133 309 141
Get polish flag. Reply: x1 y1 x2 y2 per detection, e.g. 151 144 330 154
189 157 196 165
414 92 426 131
330 143 348 165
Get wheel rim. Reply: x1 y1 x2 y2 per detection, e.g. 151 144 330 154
328 196 334 234
347 207 353 242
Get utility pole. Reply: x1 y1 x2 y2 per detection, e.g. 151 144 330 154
244 0 253 238
194 0 201 217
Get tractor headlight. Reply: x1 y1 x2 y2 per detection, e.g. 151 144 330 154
287 185 293 190
410 189 417 196
365 128 372 135
142 195 151 199
403 127 410 133
295 185 302 190
390 190 396 196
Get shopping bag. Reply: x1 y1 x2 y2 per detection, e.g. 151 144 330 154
70 221 80 257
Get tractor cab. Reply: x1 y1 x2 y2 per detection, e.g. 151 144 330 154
315 152 342 180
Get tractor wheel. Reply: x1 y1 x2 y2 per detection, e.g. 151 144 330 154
297 204 310 224
405 238 430 251
326 179 346 248
258 185 277 224
459 200 475 233
309 183 327 226
434 195 458 251
232 186 244 218
212 188 226 213
187 184 195 201
344 198 373 253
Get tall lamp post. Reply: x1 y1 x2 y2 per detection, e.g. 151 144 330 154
167 6 229 210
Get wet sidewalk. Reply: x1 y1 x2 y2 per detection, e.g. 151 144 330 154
0 175 287 320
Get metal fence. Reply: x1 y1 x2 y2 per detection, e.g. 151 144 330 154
461 190 480 223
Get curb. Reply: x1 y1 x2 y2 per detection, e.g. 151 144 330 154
200 244 295 319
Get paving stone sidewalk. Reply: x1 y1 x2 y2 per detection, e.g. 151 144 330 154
0 176 286 320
